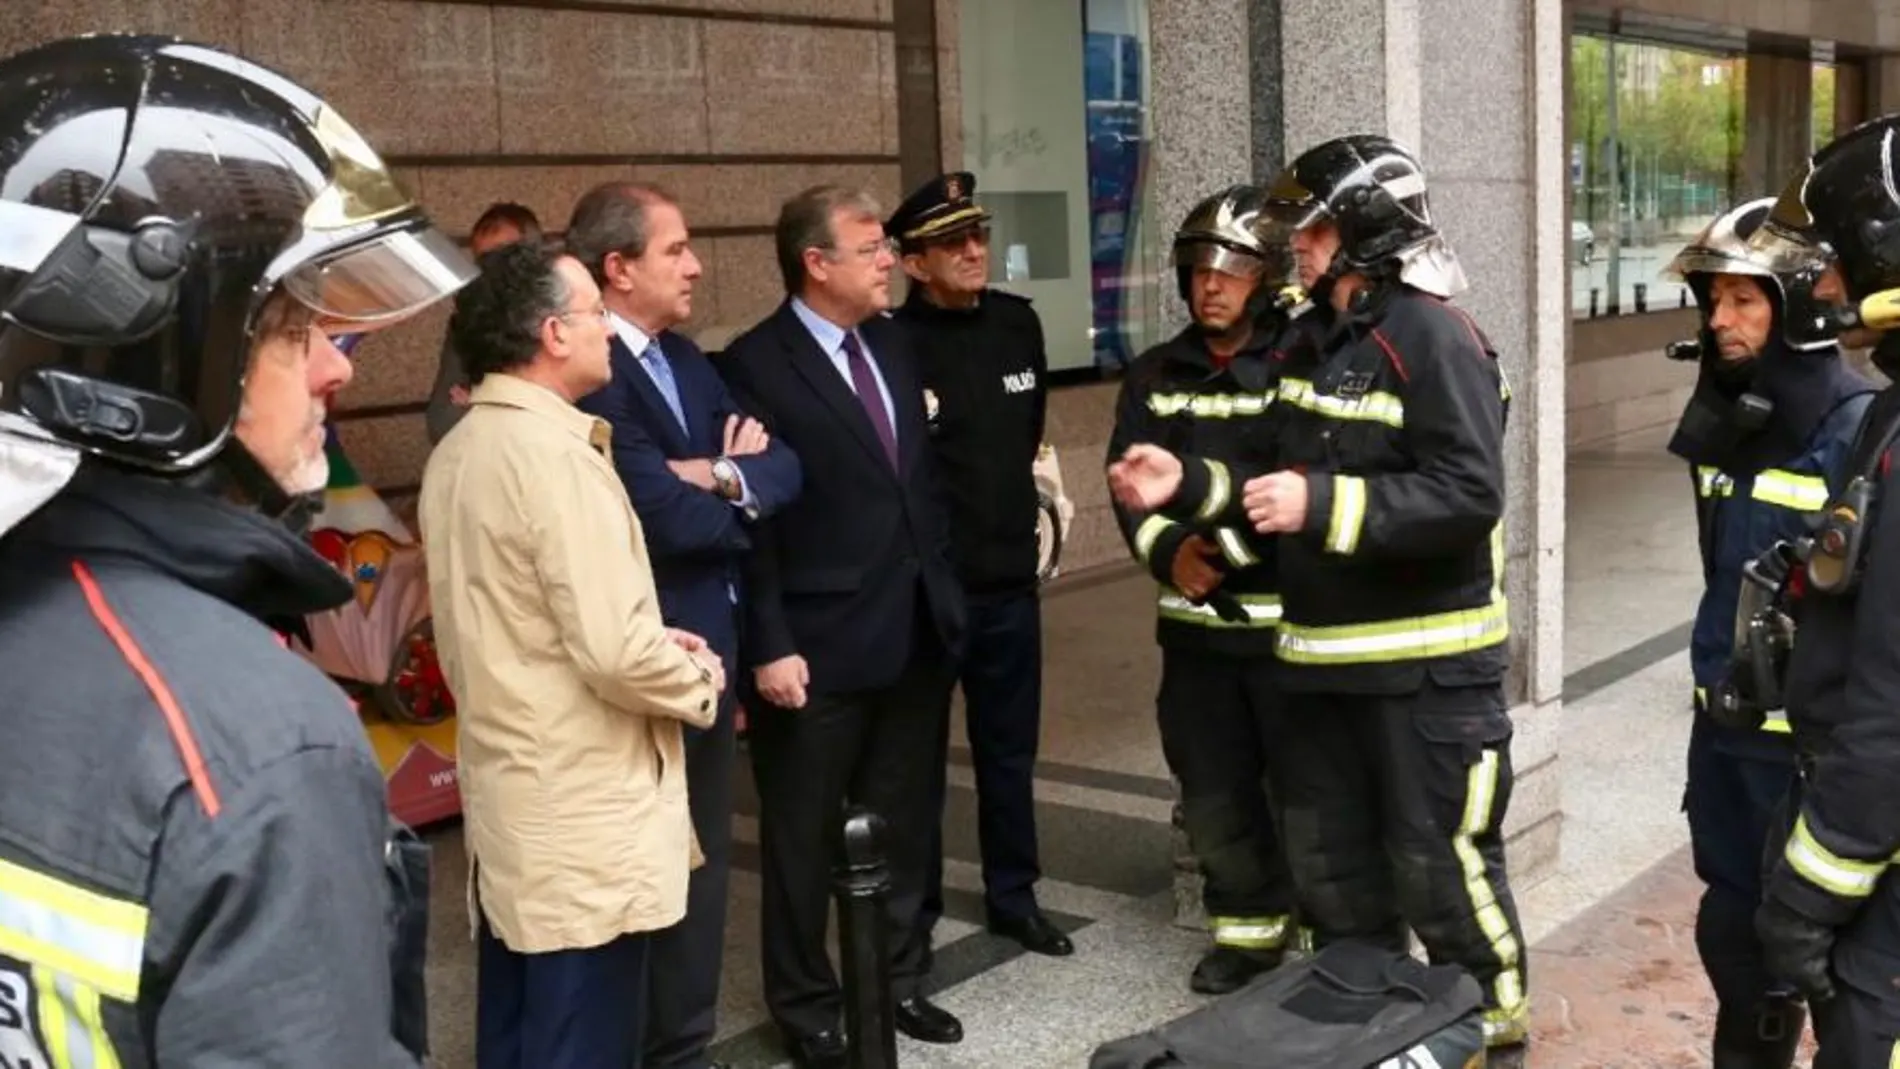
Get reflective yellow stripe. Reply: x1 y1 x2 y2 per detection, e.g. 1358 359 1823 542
1696 465 1735 499
1134 514 1175 565
1752 469 1831 512
1762 710 1792 734
0 857 147 1003
1147 391 1276 420
1326 475 1366 555
1197 459 1232 522
1786 815 1885 898
1889 1037 1900 1069
1214 527 1260 568
1157 591 1282 629
1276 600 1507 664
1208 914 1289 950
1277 377 1405 427
1453 748 1528 1047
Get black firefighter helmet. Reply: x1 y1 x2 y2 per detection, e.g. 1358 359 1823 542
1171 185 1302 326
0 35 474 496
1263 134 1467 299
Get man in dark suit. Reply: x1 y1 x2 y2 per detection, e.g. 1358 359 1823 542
718 184 968 1069
568 181 803 1069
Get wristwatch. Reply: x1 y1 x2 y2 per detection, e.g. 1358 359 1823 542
711 456 741 501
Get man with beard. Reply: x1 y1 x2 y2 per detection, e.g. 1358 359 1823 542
887 172 1072 962
1103 184 1305 994
0 35 476 1065
1659 199 1872 1069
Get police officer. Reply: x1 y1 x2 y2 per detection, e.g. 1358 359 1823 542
1660 199 1873 1069
889 172 1073 959
1104 184 1304 994
1108 136 1530 1059
0 35 474 1065
1736 113 1900 1069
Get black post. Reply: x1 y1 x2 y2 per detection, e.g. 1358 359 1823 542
1590 288 1599 318
1634 281 1648 314
834 807 899 1069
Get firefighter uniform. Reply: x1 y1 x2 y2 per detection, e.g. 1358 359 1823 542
1107 324 1299 982
1659 198 1875 1068
888 172 1060 950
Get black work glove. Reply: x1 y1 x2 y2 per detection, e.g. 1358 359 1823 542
1756 894 1836 1003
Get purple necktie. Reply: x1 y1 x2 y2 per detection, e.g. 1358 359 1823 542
841 331 897 468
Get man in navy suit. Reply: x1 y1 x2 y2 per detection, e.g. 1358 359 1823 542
718 185 968 1069
567 181 802 1069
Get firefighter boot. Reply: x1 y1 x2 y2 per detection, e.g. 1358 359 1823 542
1712 994 1805 1069
1190 945 1284 995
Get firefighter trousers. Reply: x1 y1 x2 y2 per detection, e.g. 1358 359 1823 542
1155 647 1297 952
1274 679 1529 1047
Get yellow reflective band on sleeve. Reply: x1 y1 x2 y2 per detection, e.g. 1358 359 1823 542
1147 391 1276 420
1157 591 1283 629
1751 469 1831 512
1276 600 1508 665
1697 466 1735 499
1215 527 1260 568
1762 710 1792 734
0 856 147 1004
1208 914 1290 950
1197 459 1232 522
1786 815 1885 899
1277 377 1405 427
1134 514 1176 565
1327 475 1367 555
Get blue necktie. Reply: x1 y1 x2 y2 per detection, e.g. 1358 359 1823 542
640 341 687 433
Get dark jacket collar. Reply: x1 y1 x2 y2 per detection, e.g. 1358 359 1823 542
8 465 352 624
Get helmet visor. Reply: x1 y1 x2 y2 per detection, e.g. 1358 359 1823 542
281 224 476 329
1173 241 1268 280
1659 247 1779 282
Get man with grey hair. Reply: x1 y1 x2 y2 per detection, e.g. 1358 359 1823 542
719 185 968 1068
567 180 802 1069
421 241 726 1069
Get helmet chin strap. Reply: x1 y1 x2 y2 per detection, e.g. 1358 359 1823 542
181 436 326 537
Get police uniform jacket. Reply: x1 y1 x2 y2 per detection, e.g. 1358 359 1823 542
1108 325 1286 656
1769 334 1900 931
0 466 421 1066
894 286 1048 594
1162 285 1510 694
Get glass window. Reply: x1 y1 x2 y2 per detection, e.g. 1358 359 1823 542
1569 33 1744 319
958 0 1164 373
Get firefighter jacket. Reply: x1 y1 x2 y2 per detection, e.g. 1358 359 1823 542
0 466 423 1066
894 286 1048 594
1107 326 1285 656
1768 338 1900 930
1159 285 1510 694
1672 343 1872 741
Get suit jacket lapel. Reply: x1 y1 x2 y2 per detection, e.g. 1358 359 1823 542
775 303 896 475
611 335 689 450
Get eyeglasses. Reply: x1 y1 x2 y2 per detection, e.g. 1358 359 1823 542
553 305 610 326
821 237 898 262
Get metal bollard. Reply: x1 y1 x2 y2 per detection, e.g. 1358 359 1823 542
834 806 899 1069
1634 281 1648 313
1590 288 1599 318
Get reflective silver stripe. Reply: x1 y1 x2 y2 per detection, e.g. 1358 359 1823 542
1277 377 1405 428
1208 915 1289 948
1327 474 1366 555
1134 514 1175 564
0 856 147 1003
34 963 119 1069
1696 465 1734 498
1147 392 1276 420
1215 527 1259 568
1276 602 1508 664
1751 469 1830 511
1157 593 1282 626
1197 459 1232 522
1786 815 1884 898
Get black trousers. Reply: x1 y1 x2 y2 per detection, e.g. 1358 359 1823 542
747 631 954 1038
920 587 1046 933
476 914 651 1069
643 624 738 1069
1276 680 1528 1047
1155 647 1297 947
1683 710 1798 1013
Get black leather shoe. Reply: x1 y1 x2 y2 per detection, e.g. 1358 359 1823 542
1189 945 1283 995
783 1028 847 1069
894 995 964 1044
989 910 1075 956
